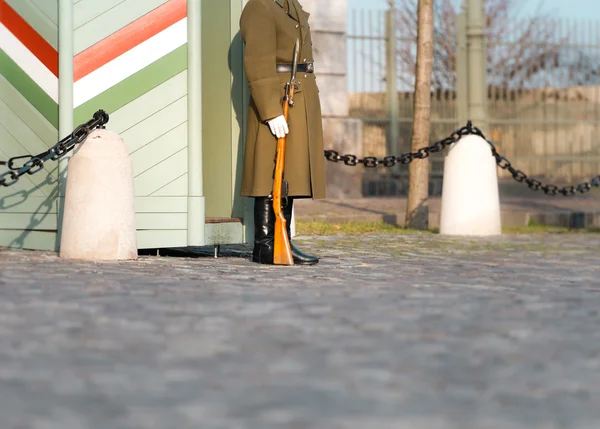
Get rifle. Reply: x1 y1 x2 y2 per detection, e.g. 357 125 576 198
272 39 300 265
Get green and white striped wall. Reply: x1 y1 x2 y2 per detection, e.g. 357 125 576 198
0 0 251 251
0 0 59 249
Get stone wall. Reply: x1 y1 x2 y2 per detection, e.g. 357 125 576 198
300 0 347 117
301 0 364 198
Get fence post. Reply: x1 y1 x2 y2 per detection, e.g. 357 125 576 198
187 0 205 246
385 1 399 160
456 7 468 126
57 0 74 246
466 0 488 132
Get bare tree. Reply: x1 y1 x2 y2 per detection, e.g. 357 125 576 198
393 0 563 90
405 0 434 230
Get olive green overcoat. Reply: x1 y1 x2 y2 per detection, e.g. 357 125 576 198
239 0 326 199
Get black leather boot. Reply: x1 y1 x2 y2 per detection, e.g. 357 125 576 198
252 197 275 264
283 198 319 265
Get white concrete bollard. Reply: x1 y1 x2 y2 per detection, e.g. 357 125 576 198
60 129 137 260
439 134 502 236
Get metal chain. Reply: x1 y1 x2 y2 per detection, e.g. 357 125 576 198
324 123 475 168
324 121 600 196
0 110 109 187
486 140 600 196
3 111 597 196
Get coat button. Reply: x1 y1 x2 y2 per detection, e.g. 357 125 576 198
304 74 307 78
295 24 299 28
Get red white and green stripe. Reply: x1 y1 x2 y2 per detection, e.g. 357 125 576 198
0 0 188 127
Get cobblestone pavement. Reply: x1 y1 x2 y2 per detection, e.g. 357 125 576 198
1 233 600 429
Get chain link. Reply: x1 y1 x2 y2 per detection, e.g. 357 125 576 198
324 121 600 197
324 123 474 169
486 136 600 196
0 110 109 187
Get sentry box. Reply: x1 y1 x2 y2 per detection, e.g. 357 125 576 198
0 0 253 251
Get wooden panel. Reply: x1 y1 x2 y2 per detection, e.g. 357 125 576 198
106 71 187 134
0 73 58 245
0 75 57 146
202 0 233 218
31 0 57 25
5 0 58 49
0 195 57 213
136 229 186 249
0 49 59 127
73 0 169 54
74 0 126 30
73 45 187 125
0 213 56 230
120 96 187 154
0 230 57 251
3 212 189 233
150 173 187 196
130 123 187 177
135 196 187 213
136 225 244 248
0 72 58 241
0 179 55 202
0 181 56 211
0 100 56 174
114 70 190 201
0 129 53 196
134 149 187 196
136 213 186 230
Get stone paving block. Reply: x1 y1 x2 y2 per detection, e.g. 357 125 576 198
1 233 600 428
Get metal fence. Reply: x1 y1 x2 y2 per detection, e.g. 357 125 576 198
347 7 600 187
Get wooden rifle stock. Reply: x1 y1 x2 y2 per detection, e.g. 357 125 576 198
272 84 294 265
272 40 300 266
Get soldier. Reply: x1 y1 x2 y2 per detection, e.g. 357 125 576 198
240 0 326 265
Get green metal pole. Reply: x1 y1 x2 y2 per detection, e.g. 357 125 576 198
456 7 468 127
231 0 253 243
57 0 73 248
386 0 399 160
187 0 206 246
466 0 488 133
58 0 73 142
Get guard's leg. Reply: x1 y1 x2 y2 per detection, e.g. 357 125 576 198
283 198 319 265
252 197 275 264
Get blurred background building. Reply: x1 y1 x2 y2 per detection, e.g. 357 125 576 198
301 0 364 198
309 0 600 198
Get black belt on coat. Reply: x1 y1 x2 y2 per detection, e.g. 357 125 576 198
276 62 315 73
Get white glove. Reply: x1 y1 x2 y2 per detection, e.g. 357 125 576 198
267 115 289 139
